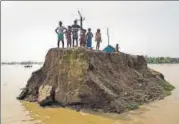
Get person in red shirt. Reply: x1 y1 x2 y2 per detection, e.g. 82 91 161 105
80 29 86 47
95 29 102 50
65 26 72 48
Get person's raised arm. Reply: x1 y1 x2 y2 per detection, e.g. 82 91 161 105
70 29 72 35
71 25 74 32
63 27 68 34
100 33 102 42
55 27 58 34
78 25 81 29
86 33 88 39
95 33 97 41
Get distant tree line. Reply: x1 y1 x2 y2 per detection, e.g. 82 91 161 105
1 61 43 65
2 56 179 65
145 56 179 64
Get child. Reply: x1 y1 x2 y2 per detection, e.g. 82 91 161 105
95 29 102 50
86 28 93 49
116 43 120 52
80 29 86 47
66 26 72 48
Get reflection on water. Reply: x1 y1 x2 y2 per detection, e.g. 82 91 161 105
1 65 41 124
1 64 179 124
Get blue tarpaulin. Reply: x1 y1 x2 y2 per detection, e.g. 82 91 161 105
103 45 115 53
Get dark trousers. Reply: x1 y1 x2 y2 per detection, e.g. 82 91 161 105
57 40 64 48
73 37 78 47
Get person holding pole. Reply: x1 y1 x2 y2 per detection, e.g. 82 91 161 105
71 20 81 47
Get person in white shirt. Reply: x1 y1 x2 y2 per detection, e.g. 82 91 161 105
55 21 67 48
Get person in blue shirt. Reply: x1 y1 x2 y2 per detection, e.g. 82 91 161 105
86 28 93 48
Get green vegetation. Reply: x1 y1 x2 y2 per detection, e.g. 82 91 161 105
125 103 139 110
163 82 175 96
145 56 179 64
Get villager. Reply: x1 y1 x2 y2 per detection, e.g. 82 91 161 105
55 21 67 48
95 29 102 50
116 43 120 52
86 28 93 48
71 20 81 47
66 26 72 48
80 29 86 47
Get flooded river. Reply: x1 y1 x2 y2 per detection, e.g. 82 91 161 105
1 64 179 124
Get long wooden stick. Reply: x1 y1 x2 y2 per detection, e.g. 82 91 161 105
107 28 110 45
78 10 85 29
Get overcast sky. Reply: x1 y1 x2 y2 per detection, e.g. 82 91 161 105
1 1 179 62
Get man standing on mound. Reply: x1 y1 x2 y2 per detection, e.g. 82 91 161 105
71 20 81 47
55 21 67 48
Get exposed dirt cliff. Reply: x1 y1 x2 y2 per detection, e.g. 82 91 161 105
17 48 174 113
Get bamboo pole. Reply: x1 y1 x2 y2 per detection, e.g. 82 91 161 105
107 28 110 45
78 10 85 29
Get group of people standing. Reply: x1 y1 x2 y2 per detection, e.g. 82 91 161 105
55 20 102 50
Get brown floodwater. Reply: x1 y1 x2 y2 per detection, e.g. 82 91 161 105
1 64 179 124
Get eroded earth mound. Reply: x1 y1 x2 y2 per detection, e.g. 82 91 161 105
18 48 174 113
